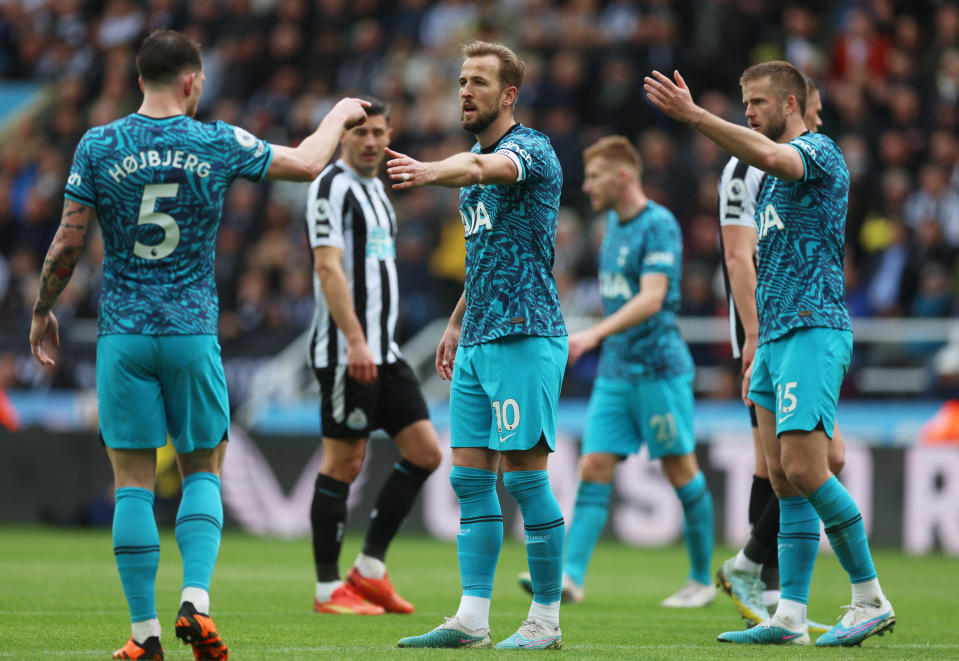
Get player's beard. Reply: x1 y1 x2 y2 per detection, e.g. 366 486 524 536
461 105 500 135
763 109 788 142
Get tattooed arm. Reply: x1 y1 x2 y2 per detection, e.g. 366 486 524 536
29 198 95 367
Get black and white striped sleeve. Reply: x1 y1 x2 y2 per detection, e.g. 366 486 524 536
305 165 346 249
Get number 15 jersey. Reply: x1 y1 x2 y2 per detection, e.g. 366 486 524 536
64 113 273 336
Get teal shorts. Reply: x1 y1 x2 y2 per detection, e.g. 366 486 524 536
748 327 852 437
449 335 567 452
97 334 229 452
582 374 695 460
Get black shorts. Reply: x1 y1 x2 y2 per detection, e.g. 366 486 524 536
313 358 430 439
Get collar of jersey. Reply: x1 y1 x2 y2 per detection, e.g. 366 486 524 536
479 123 521 154
133 113 188 123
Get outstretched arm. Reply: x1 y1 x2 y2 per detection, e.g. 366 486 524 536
266 97 370 182
30 198 94 366
385 148 518 190
643 70 805 181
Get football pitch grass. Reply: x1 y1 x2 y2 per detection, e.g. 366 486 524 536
1 527 956 660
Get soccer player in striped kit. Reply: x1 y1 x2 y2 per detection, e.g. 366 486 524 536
304 95 441 617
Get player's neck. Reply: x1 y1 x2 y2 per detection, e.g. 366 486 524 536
777 115 807 144
475 114 516 150
616 188 648 223
138 91 189 119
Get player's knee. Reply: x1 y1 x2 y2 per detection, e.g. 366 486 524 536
322 457 364 483
405 443 442 473
828 449 845 476
579 454 616 483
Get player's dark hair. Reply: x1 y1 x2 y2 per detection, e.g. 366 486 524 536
583 135 643 179
740 60 807 116
136 29 202 86
358 94 390 123
463 41 526 92
802 73 820 95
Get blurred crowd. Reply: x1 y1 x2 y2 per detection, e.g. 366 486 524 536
1 0 958 398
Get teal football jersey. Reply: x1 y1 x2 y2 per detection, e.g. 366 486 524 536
457 124 567 346
64 114 273 335
596 201 693 380
753 131 851 345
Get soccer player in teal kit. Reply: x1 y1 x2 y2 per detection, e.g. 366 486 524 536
385 41 566 650
28 29 367 660
645 61 894 646
517 135 714 609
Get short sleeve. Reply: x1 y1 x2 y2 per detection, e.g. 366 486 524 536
305 169 346 250
788 133 836 184
640 212 681 277
218 121 274 182
64 133 97 208
495 133 546 184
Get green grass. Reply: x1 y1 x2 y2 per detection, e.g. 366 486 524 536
0 527 956 660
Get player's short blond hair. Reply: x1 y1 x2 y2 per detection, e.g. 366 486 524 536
583 135 643 178
463 41 526 91
740 60 807 115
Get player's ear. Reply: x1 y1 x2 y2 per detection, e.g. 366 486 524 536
784 93 798 116
137 76 145 93
183 71 196 97
502 85 518 108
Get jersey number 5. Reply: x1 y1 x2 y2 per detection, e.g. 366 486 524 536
134 183 180 260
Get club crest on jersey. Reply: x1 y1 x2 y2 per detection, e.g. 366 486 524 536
460 201 492 236
599 271 633 299
759 203 785 238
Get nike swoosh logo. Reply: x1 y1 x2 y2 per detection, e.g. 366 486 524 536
499 433 517 443
778 413 795 424
781 632 803 641
836 615 886 638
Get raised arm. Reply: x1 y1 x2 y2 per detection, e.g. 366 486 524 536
643 70 805 181
265 98 370 182
385 148 518 190
30 198 95 366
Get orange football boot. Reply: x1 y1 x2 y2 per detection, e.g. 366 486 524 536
175 602 229 660
313 582 385 614
112 636 163 660
346 566 415 614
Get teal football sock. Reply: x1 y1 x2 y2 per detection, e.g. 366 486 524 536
778 496 819 605
175 472 223 593
449 466 502 599
504 470 565 605
113 487 160 622
808 476 877 584
563 480 611 587
675 471 714 585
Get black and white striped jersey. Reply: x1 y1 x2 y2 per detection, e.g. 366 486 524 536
717 156 765 357
304 159 401 369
